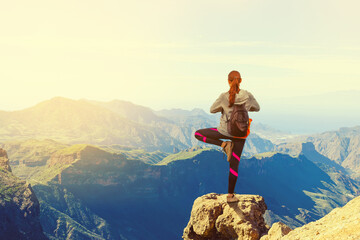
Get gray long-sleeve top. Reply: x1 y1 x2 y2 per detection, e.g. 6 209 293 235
210 89 260 137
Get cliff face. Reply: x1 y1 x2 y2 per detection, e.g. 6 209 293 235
307 127 360 166
276 126 360 178
0 148 12 172
0 148 47 240
34 184 113 240
183 193 269 240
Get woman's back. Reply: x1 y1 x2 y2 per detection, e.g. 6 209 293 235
210 89 260 137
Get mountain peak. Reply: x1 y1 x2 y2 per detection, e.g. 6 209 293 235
48 144 111 167
190 108 207 115
49 96 71 101
39 96 78 107
24 96 85 112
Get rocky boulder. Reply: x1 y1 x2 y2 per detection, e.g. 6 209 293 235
260 222 292 240
183 193 268 240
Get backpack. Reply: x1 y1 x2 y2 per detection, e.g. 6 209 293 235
227 103 249 137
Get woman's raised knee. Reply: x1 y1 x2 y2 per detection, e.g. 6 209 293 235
194 130 202 139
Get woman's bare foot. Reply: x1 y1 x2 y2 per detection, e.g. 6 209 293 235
221 141 234 162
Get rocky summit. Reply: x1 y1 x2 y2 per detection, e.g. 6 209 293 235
183 193 268 240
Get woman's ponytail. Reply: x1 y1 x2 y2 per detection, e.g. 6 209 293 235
228 71 241 107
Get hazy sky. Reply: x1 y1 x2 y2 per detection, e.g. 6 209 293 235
1 0 360 112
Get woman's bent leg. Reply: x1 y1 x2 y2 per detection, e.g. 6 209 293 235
194 128 245 194
194 128 224 147
228 139 246 194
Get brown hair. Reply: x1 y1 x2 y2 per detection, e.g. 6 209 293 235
228 70 241 107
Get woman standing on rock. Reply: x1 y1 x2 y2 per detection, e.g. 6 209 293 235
194 70 260 203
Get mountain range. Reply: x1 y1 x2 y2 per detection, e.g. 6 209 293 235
1 96 358 174
2 139 360 239
1 96 360 239
0 96 275 156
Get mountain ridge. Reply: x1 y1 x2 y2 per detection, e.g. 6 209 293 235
0 96 189 153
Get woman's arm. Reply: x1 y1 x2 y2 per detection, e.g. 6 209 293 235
210 93 223 113
247 92 260 112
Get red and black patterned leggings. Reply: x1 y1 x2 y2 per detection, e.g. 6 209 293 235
194 127 246 194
